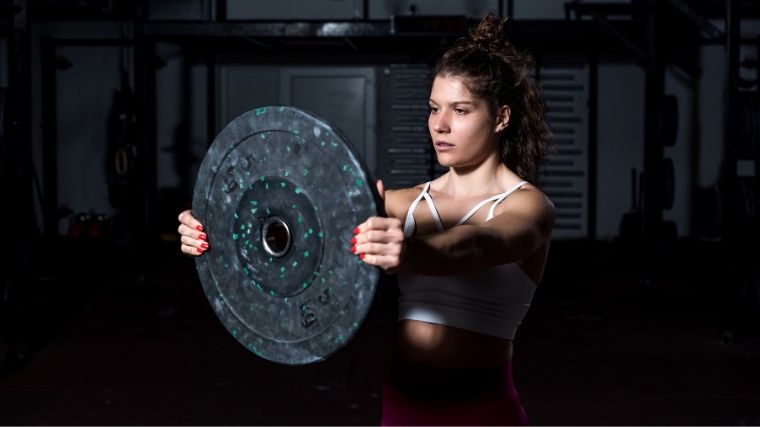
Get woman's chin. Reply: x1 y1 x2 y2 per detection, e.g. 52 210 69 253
436 155 466 170
435 153 456 168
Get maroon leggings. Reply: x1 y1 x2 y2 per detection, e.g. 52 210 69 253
381 354 529 426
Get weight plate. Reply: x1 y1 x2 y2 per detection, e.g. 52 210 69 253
192 106 382 366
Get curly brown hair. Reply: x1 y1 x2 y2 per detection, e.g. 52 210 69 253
432 12 554 186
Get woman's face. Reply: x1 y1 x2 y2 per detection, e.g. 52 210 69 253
428 75 505 169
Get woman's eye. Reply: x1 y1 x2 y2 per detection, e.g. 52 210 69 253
429 106 438 113
455 109 467 114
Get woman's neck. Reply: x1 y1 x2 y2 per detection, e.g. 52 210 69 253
437 151 517 199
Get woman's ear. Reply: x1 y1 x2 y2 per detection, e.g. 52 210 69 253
495 105 511 132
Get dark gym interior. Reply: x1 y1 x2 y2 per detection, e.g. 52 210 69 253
1 0 759 425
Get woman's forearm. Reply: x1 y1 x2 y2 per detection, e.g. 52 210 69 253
399 225 509 276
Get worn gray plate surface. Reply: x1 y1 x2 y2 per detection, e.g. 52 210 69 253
192 106 382 365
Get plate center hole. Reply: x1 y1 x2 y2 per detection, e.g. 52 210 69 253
262 217 291 257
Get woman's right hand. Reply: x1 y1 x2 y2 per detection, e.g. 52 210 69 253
178 210 209 256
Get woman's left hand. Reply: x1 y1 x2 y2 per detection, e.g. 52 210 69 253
352 179 406 274
352 217 406 275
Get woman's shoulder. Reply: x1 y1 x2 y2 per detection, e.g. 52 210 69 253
494 183 556 229
383 182 428 220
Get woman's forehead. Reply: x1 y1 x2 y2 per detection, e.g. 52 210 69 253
430 75 479 104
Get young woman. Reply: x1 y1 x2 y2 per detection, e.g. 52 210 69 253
178 12 554 426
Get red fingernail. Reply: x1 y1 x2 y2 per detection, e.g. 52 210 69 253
201 243 209 249
359 254 366 260
350 237 357 244
351 246 356 253
196 225 203 232
353 227 360 235
199 234 207 241
197 248 203 253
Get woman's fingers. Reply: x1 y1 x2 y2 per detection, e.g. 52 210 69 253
180 231 209 256
355 216 402 234
178 209 204 232
178 210 208 256
354 242 402 256
181 234 209 249
352 216 404 273
181 242 205 256
177 223 208 244
353 229 403 245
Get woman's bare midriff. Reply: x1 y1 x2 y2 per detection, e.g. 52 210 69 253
394 320 513 368
392 245 548 370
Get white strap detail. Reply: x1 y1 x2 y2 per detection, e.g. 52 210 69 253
404 180 529 235
403 182 431 237
486 181 529 221
422 193 445 232
454 195 501 227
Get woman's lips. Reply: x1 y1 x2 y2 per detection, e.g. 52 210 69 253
435 141 455 151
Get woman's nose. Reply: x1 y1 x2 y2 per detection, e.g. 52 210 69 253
432 115 449 133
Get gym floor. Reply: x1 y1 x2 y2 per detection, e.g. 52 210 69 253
1 239 759 426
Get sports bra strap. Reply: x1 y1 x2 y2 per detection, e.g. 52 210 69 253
454 195 502 227
403 182 430 236
422 193 445 232
455 180 529 225
404 180 529 235
486 181 529 221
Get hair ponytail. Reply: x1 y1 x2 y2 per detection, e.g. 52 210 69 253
432 12 555 186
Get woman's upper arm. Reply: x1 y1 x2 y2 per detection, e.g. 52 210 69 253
383 188 416 221
480 189 556 263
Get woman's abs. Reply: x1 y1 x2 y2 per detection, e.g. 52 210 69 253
393 319 513 369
